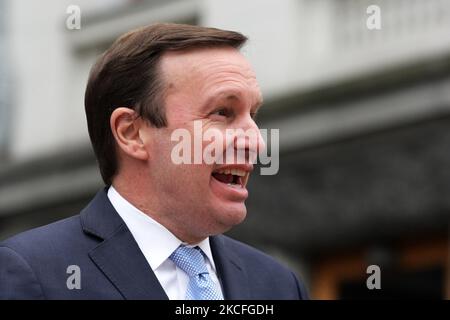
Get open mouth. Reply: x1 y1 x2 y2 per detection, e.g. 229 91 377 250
211 168 247 188
210 165 253 201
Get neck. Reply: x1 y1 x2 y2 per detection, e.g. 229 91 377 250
110 181 208 245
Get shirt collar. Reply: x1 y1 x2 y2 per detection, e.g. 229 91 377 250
107 186 216 272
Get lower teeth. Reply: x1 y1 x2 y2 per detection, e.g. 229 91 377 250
227 183 241 188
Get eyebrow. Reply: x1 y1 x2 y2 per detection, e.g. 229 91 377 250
201 89 263 112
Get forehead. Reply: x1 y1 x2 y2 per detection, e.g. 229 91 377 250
160 47 261 100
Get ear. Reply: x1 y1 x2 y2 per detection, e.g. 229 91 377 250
110 107 149 161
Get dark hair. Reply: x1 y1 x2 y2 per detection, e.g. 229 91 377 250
84 23 247 185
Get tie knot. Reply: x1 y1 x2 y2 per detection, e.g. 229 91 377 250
169 245 209 277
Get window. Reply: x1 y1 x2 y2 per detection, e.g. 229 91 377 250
311 235 449 299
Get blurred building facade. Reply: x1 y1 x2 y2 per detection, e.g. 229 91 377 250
0 0 449 299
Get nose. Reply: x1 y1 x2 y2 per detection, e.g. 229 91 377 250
233 115 266 163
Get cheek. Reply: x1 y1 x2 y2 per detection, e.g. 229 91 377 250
201 125 229 160
149 128 214 192
160 165 212 200
151 142 211 189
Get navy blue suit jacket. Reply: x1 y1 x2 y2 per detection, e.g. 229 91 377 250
0 189 307 299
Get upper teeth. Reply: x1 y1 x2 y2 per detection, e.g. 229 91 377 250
215 168 246 177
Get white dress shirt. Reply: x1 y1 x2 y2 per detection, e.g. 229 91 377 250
107 186 223 300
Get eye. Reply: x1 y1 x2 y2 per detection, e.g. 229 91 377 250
210 108 231 118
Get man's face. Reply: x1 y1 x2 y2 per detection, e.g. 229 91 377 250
142 47 264 240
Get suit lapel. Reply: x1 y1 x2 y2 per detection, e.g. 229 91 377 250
210 235 250 300
80 188 168 300
88 224 168 300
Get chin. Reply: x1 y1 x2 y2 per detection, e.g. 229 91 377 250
213 202 248 231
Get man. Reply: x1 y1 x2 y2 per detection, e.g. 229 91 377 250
0 23 307 299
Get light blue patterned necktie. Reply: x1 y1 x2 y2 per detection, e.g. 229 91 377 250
169 245 224 300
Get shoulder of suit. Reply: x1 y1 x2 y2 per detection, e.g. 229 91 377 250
218 234 295 274
218 234 308 299
0 215 82 258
